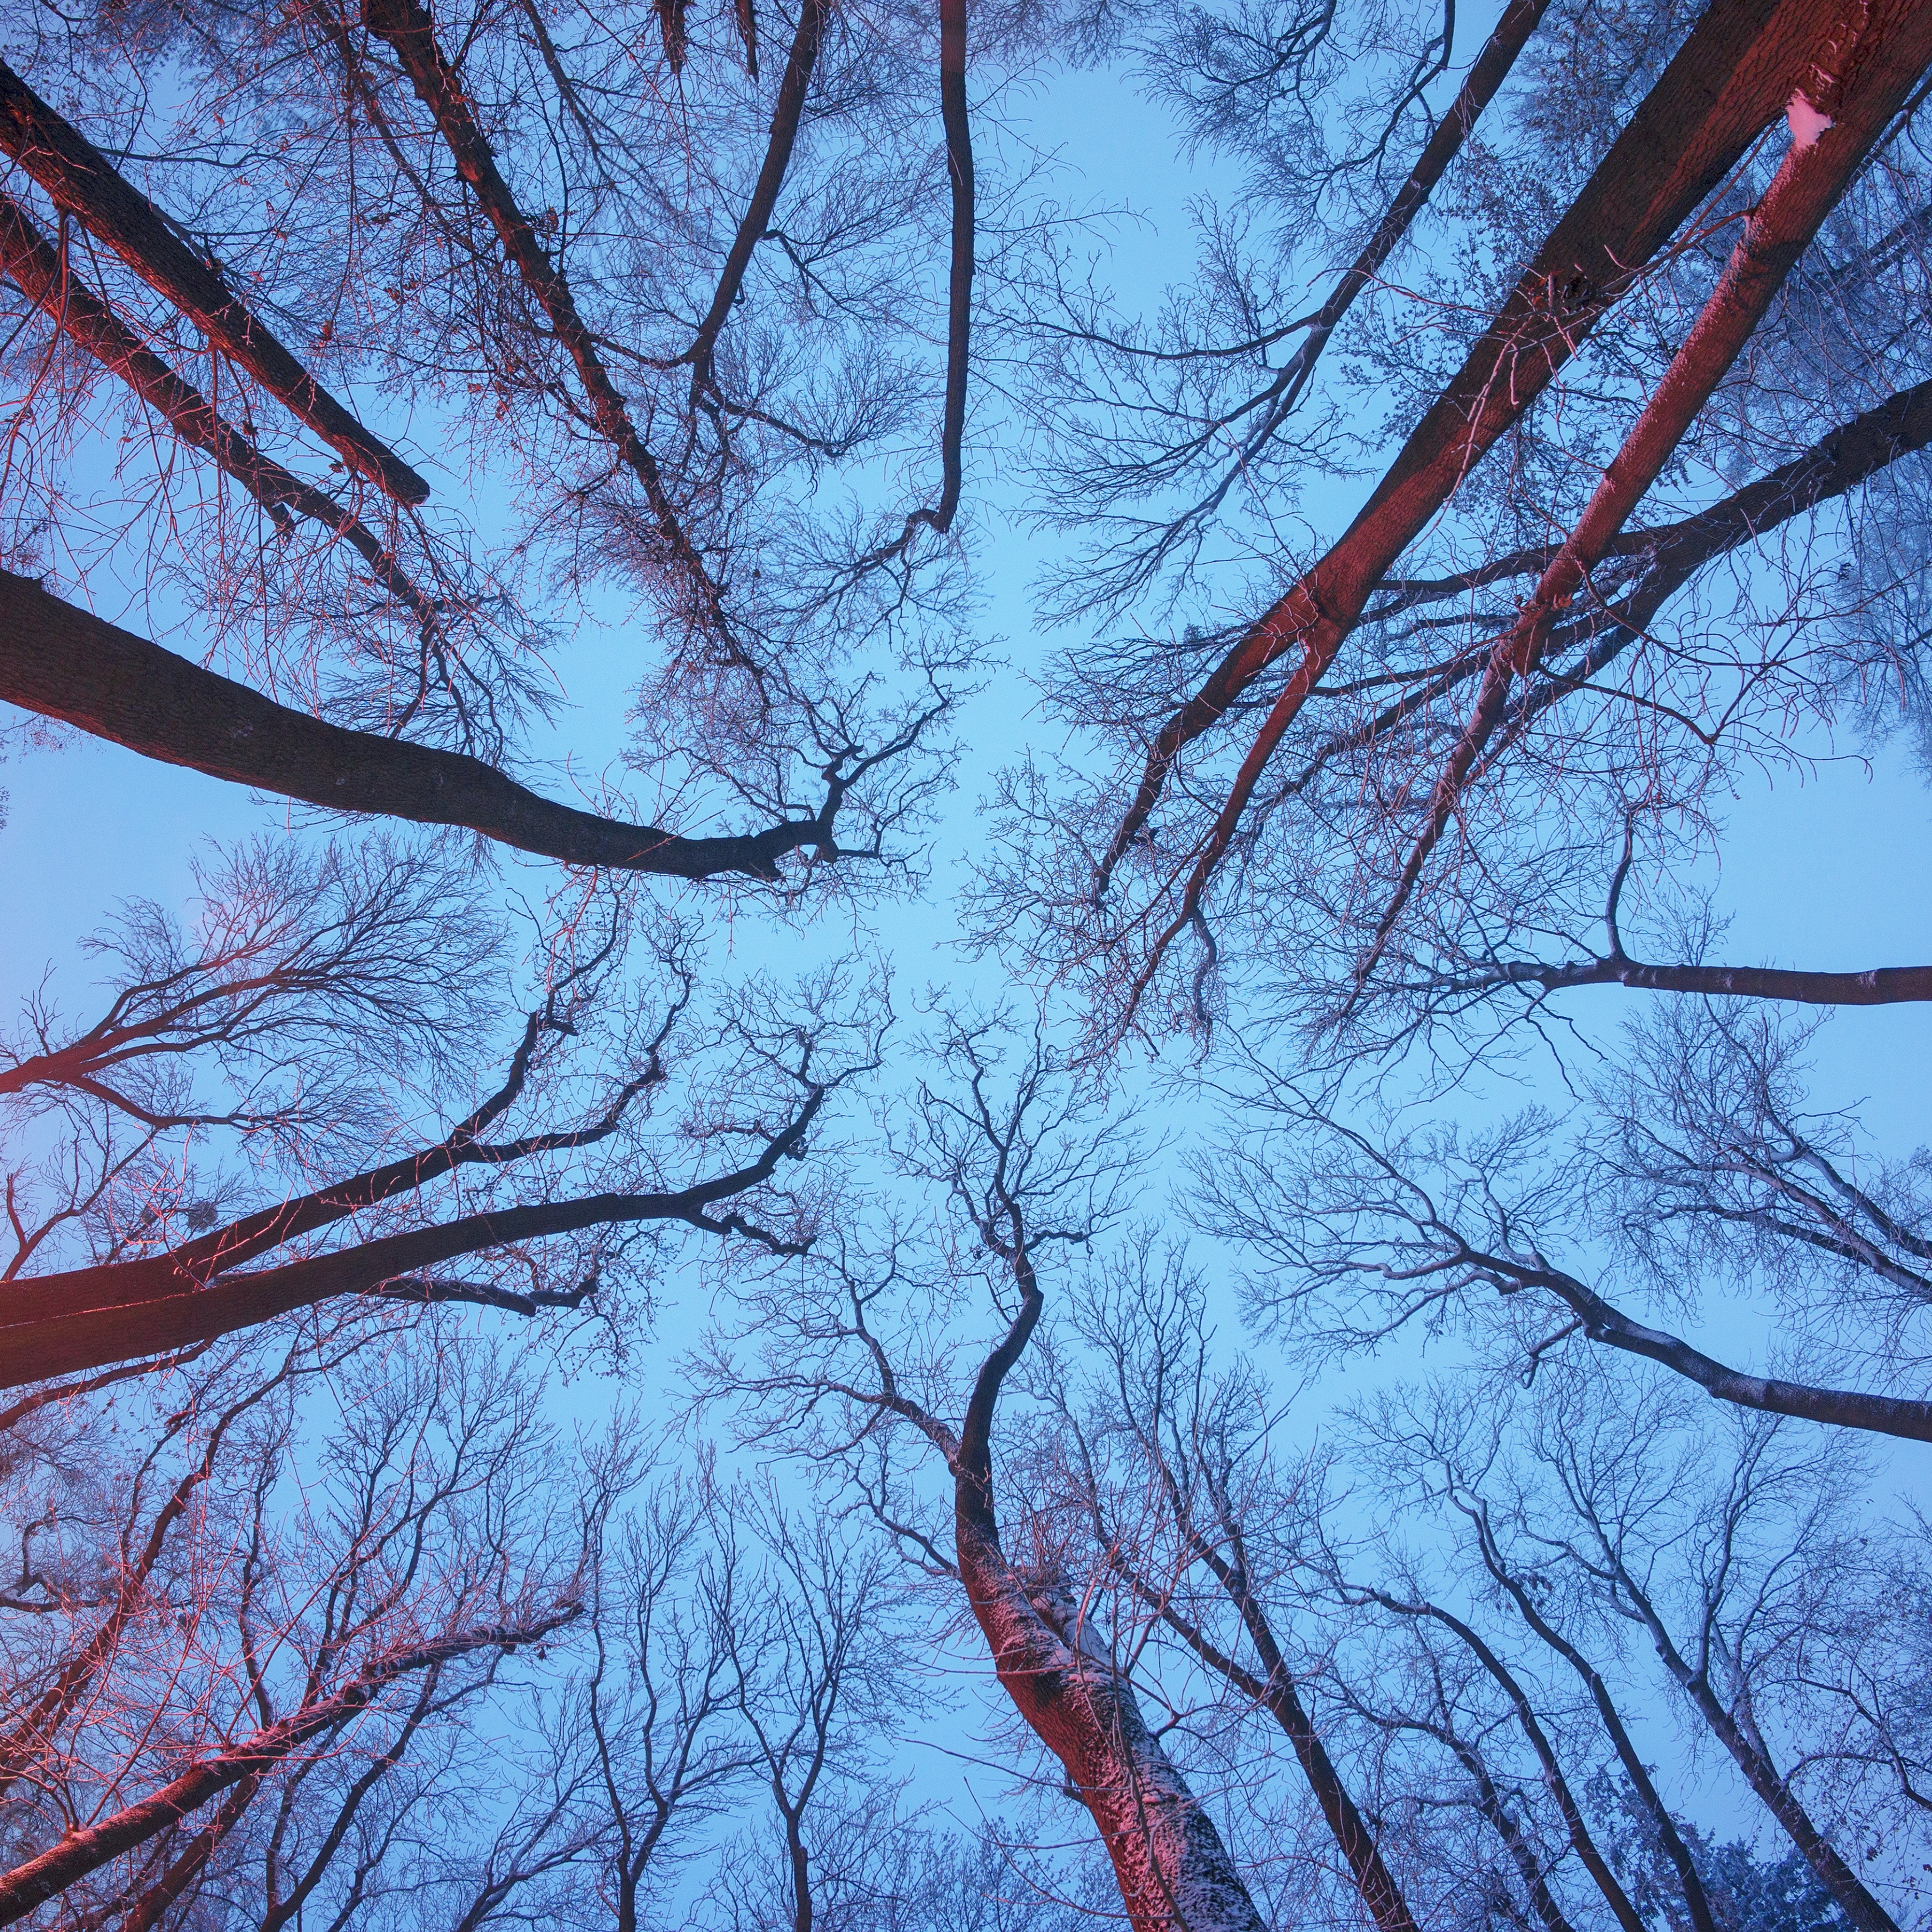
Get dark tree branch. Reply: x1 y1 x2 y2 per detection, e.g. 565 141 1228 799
684 0 832 398
0 1609 578 1926
0 193 444 636
0 1089 827 1385
0 58 427 504
1475 1250 1932 1443
1366 1589 1647 1932
1421 954 1932 1007
0 572 852 880
359 0 725 630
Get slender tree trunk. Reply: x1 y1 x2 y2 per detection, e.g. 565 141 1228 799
0 60 426 504
1628 1596 1902 1932
0 1617 568 1925
360 0 719 621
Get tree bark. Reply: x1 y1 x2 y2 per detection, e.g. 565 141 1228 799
0 571 837 879
0 59 427 505
1104 0 1853 877
951 1256 1267 1932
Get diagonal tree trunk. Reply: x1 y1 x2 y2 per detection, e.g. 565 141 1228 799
1356 0 1932 973
0 59 427 505
1101 0 1844 884
0 191 441 630
360 0 723 627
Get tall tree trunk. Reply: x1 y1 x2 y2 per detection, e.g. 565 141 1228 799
951 1256 1268 1932
0 60 426 504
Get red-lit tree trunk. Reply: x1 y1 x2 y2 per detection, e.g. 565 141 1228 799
949 1250 1268 1932
1102 0 1858 890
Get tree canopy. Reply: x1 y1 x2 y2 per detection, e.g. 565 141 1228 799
2 0 1931 1923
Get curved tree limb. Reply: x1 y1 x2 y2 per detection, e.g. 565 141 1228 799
850 0 974 568
1487 1254 1932 1444
0 572 861 880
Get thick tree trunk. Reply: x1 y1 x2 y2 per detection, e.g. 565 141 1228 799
0 572 833 879
950 1264 1266 1932
1105 0 1849 872
956 1531 1268 1932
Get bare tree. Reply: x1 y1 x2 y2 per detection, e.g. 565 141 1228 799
1185 1004 1932 1445
703 1021 1275 1932
0 0 1010 905
0 1322 588 1927
1 857 880 1383
973 0 1932 1057
1342 1369 1929 1932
